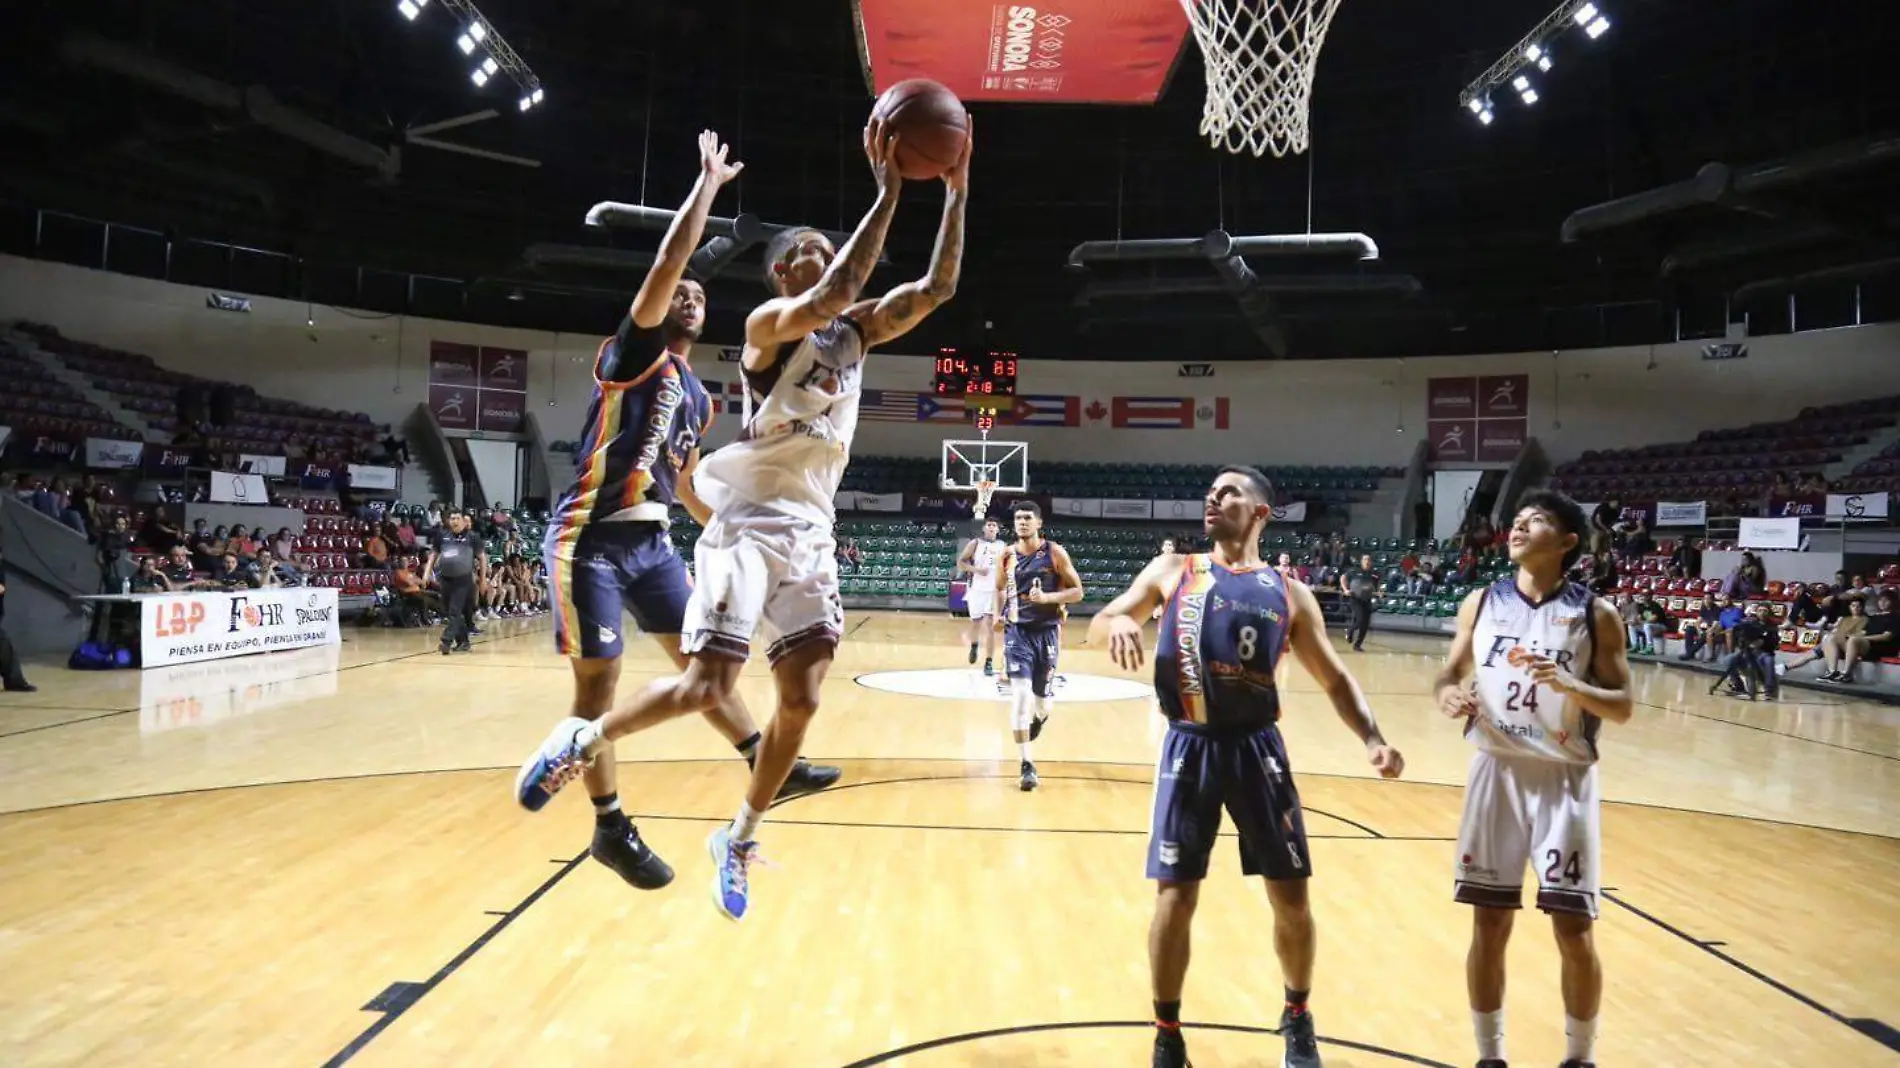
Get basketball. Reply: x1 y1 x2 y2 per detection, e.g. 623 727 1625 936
870 78 969 181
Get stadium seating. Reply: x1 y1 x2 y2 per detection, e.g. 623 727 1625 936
1548 395 1900 501
0 340 142 441
14 323 381 457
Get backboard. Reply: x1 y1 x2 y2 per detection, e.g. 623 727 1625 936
941 439 1029 493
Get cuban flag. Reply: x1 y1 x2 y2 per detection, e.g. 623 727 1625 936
1005 394 1080 427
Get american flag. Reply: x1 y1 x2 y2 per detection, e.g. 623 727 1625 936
860 388 925 422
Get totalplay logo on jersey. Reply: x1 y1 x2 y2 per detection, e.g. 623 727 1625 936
1210 593 1281 625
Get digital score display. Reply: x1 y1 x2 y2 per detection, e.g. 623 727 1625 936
932 349 1019 404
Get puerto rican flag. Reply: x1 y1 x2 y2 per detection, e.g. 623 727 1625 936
1004 394 1080 427
913 393 971 424
1111 396 1230 430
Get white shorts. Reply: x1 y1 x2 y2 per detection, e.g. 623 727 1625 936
965 580 996 619
680 508 843 666
1453 751 1601 918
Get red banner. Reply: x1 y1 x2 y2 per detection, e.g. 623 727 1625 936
1428 419 1474 463
1478 374 1529 418
1431 374 1532 463
854 0 1191 104
1476 418 1528 462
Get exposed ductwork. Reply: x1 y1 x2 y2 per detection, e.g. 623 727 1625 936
59 33 399 181
584 201 891 278
1062 229 1402 357
1731 255 1900 305
1562 134 1900 244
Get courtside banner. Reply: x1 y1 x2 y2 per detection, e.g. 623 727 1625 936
141 588 340 668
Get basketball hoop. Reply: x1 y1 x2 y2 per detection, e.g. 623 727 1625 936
973 479 997 521
1179 0 1345 158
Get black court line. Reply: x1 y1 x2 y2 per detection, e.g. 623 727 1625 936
626 810 1451 842
1637 699 1900 763
0 702 132 713
766 771 1390 839
1603 890 1900 1055
322 850 588 1067
836 1019 1459 1067
0 708 134 738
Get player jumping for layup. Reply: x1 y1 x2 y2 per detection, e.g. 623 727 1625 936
956 516 1003 674
1432 489 1631 1068
518 117 970 921
1091 466 1404 1068
994 501 1082 790
518 131 841 889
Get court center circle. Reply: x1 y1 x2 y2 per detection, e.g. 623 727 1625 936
855 667 1153 703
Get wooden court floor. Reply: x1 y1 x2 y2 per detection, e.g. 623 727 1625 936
1 612 1897 1067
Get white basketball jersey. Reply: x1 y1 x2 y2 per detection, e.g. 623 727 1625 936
1469 577 1602 765
694 317 865 526
970 539 1004 581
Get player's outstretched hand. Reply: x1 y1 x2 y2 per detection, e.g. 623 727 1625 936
1436 683 1479 720
1105 614 1147 672
863 117 903 195
1525 657 1576 694
945 117 972 194
698 130 743 185
1367 742 1405 780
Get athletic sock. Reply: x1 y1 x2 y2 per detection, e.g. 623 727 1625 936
590 792 623 826
734 731 762 767
1019 740 1033 762
1564 1014 1596 1062
1284 986 1309 1016
1155 999 1181 1032
1473 1009 1505 1061
731 800 763 842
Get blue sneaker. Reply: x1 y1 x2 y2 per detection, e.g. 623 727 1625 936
707 825 759 922
515 717 602 812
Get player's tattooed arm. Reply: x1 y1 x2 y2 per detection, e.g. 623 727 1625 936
1031 543 1085 606
849 120 972 348
1528 598 1633 723
746 121 903 348
1285 579 1404 777
1432 590 1486 720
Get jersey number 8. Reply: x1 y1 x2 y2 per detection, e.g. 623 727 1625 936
1238 625 1258 662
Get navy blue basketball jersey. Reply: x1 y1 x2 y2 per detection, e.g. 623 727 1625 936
1155 554 1294 728
1001 538 1064 628
550 317 715 540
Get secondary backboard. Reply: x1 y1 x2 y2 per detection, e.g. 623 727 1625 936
941 439 1028 493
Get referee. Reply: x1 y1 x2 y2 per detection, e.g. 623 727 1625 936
1339 552 1380 652
425 509 481 654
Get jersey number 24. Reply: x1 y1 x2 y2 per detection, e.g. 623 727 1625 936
1504 681 1539 712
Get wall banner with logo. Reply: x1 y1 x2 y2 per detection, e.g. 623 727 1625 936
84 437 146 470
141 588 341 668
1738 517 1802 551
209 470 270 504
348 464 400 491
1827 491 1890 520
429 340 528 434
1653 500 1708 527
1427 374 1531 463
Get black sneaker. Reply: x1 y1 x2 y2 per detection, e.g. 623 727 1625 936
1019 760 1039 791
1152 1028 1190 1068
439 643 452 656
775 759 843 800
589 818 674 890
968 642 978 665
1475 1061 1508 1068
1029 713 1049 741
1557 1061 1595 1068
4 681 37 693
982 657 994 676
1280 1008 1322 1068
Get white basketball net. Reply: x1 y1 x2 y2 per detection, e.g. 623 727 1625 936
973 480 997 521
1179 0 1344 158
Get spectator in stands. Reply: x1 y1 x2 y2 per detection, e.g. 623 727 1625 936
422 501 444 537
1786 586 1828 630
1586 552 1618 595
96 514 133 593
837 537 863 572
1782 593 1857 678
33 479 87 535
1722 552 1766 598
227 524 260 561
160 547 196 587
1618 514 1654 562
144 509 185 555
0 548 34 693
1668 537 1701 581
201 552 248 590
1796 471 1829 495
1615 593 1640 649
1273 551 1305 585
269 527 297 564
130 556 172 593
1634 594 1672 655
1833 592 1898 685
1712 603 1780 700
247 550 288 589
1588 499 1619 557
1677 595 1724 661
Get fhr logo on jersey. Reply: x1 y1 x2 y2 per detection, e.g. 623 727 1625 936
1482 636 1575 671
227 596 287 633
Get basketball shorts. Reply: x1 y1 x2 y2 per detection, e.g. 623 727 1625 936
965 580 996 619
1147 721 1310 882
1003 622 1060 696
545 521 691 659
680 507 843 665
1454 750 1602 918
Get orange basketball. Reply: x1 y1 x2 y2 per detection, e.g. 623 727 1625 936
871 78 969 181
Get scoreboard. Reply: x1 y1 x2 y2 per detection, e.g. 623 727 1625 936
931 348 1019 433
